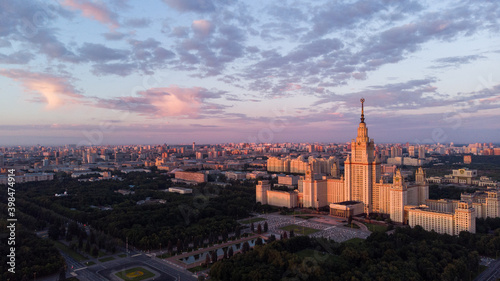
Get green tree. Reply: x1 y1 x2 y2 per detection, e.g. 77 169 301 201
91 245 98 257
48 224 60 240
205 253 211 267
242 241 250 253
58 267 66 281
256 237 263 246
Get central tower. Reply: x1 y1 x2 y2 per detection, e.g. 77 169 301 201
344 98 381 214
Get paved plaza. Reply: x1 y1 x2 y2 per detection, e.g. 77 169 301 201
243 213 371 242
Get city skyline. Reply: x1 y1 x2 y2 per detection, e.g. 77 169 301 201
1 0 500 145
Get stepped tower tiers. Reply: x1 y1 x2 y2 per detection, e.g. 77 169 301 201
344 98 381 215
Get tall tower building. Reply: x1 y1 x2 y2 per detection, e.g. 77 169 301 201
344 98 381 214
256 180 271 205
454 201 476 234
415 167 429 205
418 146 426 159
390 169 407 223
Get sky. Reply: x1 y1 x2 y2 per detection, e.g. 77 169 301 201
0 0 499 146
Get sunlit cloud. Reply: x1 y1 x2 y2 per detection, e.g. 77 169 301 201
61 0 119 29
0 69 83 109
192 19 213 37
93 86 225 118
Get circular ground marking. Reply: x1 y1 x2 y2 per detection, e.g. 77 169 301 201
126 271 144 278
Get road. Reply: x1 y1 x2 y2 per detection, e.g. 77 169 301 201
475 259 500 281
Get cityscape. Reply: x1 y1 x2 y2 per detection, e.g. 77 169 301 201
1 0 500 281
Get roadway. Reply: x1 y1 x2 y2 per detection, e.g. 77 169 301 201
475 259 500 281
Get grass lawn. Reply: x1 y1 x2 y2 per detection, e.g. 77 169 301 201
280 224 320 235
364 223 388 232
98 250 107 257
188 265 208 273
158 253 171 258
84 261 96 266
118 253 127 258
53 240 87 261
98 256 115 262
115 267 155 281
284 210 308 215
240 217 266 224
343 238 364 246
296 215 316 220
344 223 360 229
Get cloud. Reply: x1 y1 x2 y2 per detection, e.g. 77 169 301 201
78 43 129 62
124 17 151 28
61 0 119 29
102 31 127 40
192 19 213 37
88 38 175 76
0 50 34 64
431 54 486 68
0 69 83 109
162 0 215 13
93 86 225 118
91 62 136 76
305 0 424 40
171 26 190 38
174 22 247 76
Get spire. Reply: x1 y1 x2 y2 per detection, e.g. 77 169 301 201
360 98 365 123
356 98 369 142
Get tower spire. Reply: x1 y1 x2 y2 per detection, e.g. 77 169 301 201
360 98 365 123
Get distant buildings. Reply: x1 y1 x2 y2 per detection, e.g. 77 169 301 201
174 171 207 184
168 187 193 194
267 155 339 175
464 155 472 164
427 168 498 187
0 172 54 185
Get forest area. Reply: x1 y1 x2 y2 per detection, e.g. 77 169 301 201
209 227 486 281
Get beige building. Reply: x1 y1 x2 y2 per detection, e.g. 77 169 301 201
256 180 298 208
408 207 455 235
174 171 207 183
267 155 339 175
452 168 477 184
0 172 54 184
408 201 475 235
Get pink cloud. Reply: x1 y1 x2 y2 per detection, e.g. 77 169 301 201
192 19 213 37
0 69 83 109
95 86 224 118
282 83 302 91
62 0 119 29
